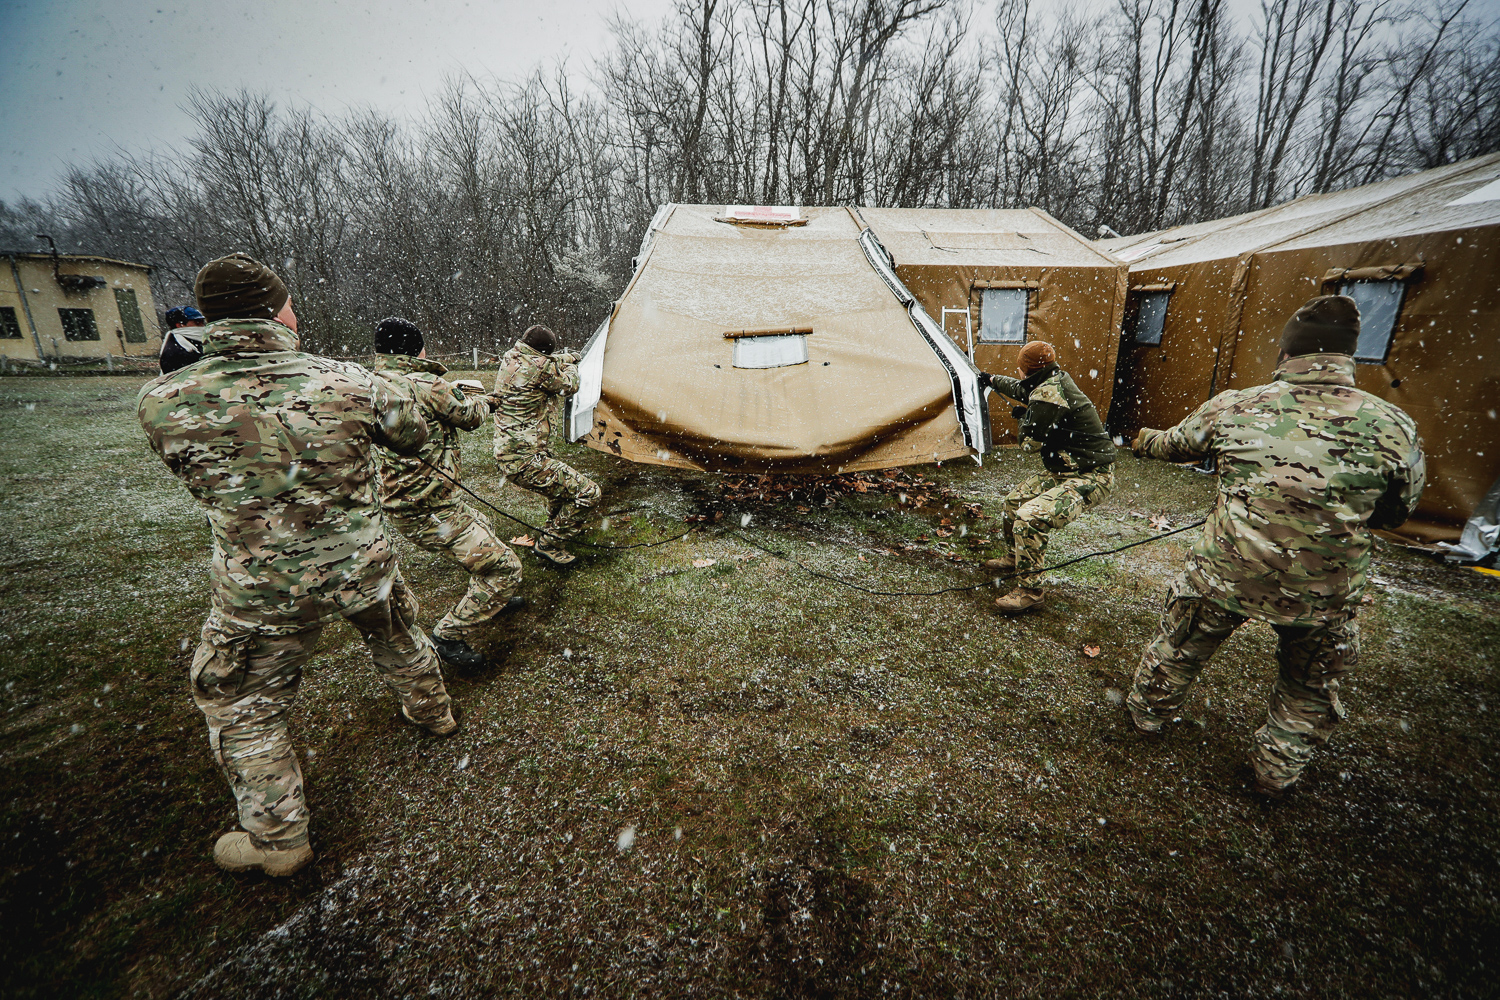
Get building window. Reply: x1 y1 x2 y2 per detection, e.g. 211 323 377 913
1338 280 1405 364
115 288 147 343
732 333 808 369
59 308 100 342
1129 290 1171 345
978 288 1028 344
0 306 21 339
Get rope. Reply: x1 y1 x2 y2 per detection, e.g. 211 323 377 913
415 455 696 550
415 453 1209 592
726 519 1208 597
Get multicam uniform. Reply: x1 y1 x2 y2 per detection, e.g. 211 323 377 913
138 319 453 852
491 341 601 541
1128 353 1425 789
371 354 522 640
985 364 1116 586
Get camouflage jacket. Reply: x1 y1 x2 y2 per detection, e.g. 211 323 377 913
138 319 429 632
492 341 579 474
987 364 1116 474
1137 353 1425 625
370 354 491 512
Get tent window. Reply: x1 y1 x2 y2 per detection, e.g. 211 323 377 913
115 288 147 343
978 288 1028 344
1130 291 1171 345
59 308 100 342
732 333 808 369
0 306 21 339
1338 279 1405 363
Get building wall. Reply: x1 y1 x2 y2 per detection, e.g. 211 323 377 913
1 256 160 362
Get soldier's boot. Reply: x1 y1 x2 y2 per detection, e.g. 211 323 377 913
433 634 486 671
982 553 1017 572
994 587 1045 613
399 700 464 738
213 832 313 877
533 536 577 567
1251 772 1299 800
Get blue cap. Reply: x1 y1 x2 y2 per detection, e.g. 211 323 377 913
181 306 205 320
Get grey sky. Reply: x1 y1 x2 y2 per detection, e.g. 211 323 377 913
2 0 1497 205
0 0 673 204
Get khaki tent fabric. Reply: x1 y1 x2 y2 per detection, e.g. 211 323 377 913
569 205 985 475
861 207 1127 446
1102 152 1500 542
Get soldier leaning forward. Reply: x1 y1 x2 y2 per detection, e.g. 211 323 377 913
139 254 461 878
492 324 601 566
369 317 524 671
1128 295 1425 798
978 340 1117 613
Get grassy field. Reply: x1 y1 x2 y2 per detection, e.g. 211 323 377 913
1 375 1497 999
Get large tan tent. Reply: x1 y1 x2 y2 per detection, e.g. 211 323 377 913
1100 153 1500 545
860 207 1128 445
566 205 990 474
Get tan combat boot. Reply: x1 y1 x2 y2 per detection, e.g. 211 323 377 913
534 536 577 567
982 554 1017 572
214 832 313 876
994 587 1045 613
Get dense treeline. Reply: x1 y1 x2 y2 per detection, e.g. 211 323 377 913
3 0 1497 353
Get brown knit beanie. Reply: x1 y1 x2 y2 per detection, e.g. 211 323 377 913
1280 295 1360 357
195 253 290 322
1017 341 1057 376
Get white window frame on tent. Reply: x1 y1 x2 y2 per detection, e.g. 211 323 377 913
978 287 1029 344
1338 279 1406 364
731 332 809 369
1129 288 1172 345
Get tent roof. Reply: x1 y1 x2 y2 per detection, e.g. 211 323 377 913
1104 153 1500 268
860 206 1116 268
2 251 152 271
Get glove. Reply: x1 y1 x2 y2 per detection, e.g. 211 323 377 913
1131 429 1151 456
976 371 993 390
556 351 581 365
1010 405 1027 420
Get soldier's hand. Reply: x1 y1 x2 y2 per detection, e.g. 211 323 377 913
1010 405 1027 420
1131 429 1151 456
557 351 581 365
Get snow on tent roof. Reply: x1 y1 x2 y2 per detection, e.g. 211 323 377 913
567 204 989 474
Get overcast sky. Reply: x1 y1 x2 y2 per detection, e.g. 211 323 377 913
0 0 674 204
3 0 1497 206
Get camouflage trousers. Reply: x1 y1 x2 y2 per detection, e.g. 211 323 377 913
504 453 602 540
389 500 523 641
1000 467 1114 586
1127 579 1358 789
190 572 451 851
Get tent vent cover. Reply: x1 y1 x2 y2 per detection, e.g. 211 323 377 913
732 333 808 368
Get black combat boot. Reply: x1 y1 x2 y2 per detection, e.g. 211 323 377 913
432 633 486 671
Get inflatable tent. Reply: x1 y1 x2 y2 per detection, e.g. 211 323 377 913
860 207 1128 445
1100 153 1500 545
567 204 990 474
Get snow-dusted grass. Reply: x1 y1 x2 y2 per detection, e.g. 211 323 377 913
1 375 1497 999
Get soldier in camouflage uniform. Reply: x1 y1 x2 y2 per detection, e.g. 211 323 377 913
138 254 460 878
1127 295 1425 797
369 317 524 671
492 324 601 566
978 341 1117 613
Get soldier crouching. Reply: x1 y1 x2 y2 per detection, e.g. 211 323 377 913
978 341 1117 613
138 254 461 877
492 324 601 566
369 317 524 671
1127 295 1425 797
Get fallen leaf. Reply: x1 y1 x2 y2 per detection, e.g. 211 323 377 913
914 534 931 543
509 535 535 547
692 558 717 568
940 517 953 526
858 554 867 562
1083 645 1101 658
936 528 953 538
1149 514 1171 530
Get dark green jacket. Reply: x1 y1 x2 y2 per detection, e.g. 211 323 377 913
984 364 1115 474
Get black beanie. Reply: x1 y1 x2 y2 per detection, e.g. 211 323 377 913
1280 295 1360 357
375 317 424 357
195 253 290 322
521 324 558 354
